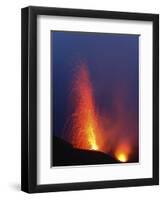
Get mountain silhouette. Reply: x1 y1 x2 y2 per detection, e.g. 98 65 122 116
52 135 119 166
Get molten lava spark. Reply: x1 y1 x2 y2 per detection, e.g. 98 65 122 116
69 63 102 151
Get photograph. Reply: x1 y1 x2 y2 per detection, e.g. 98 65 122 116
52 31 139 167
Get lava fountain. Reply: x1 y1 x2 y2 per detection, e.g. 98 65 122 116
68 63 103 151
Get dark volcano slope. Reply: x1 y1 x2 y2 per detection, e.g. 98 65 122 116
52 136 119 166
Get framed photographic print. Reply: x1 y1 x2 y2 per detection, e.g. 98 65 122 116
21 6 159 193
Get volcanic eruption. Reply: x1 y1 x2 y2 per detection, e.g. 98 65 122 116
61 62 138 164
52 31 139 167
67 63 103 151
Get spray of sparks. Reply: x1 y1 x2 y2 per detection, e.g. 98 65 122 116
68 63 103 151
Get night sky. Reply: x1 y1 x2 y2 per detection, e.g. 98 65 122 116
52 31 139 154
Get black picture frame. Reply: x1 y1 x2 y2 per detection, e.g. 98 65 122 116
21 6 159 193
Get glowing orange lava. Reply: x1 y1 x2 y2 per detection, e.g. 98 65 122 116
69 63 102 151
116 152 128 162
115 143 131 162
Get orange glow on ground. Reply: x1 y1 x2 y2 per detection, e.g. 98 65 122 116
116 152 128 162
115 143 131 162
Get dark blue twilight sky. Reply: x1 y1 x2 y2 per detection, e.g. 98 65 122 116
52 31 139 148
